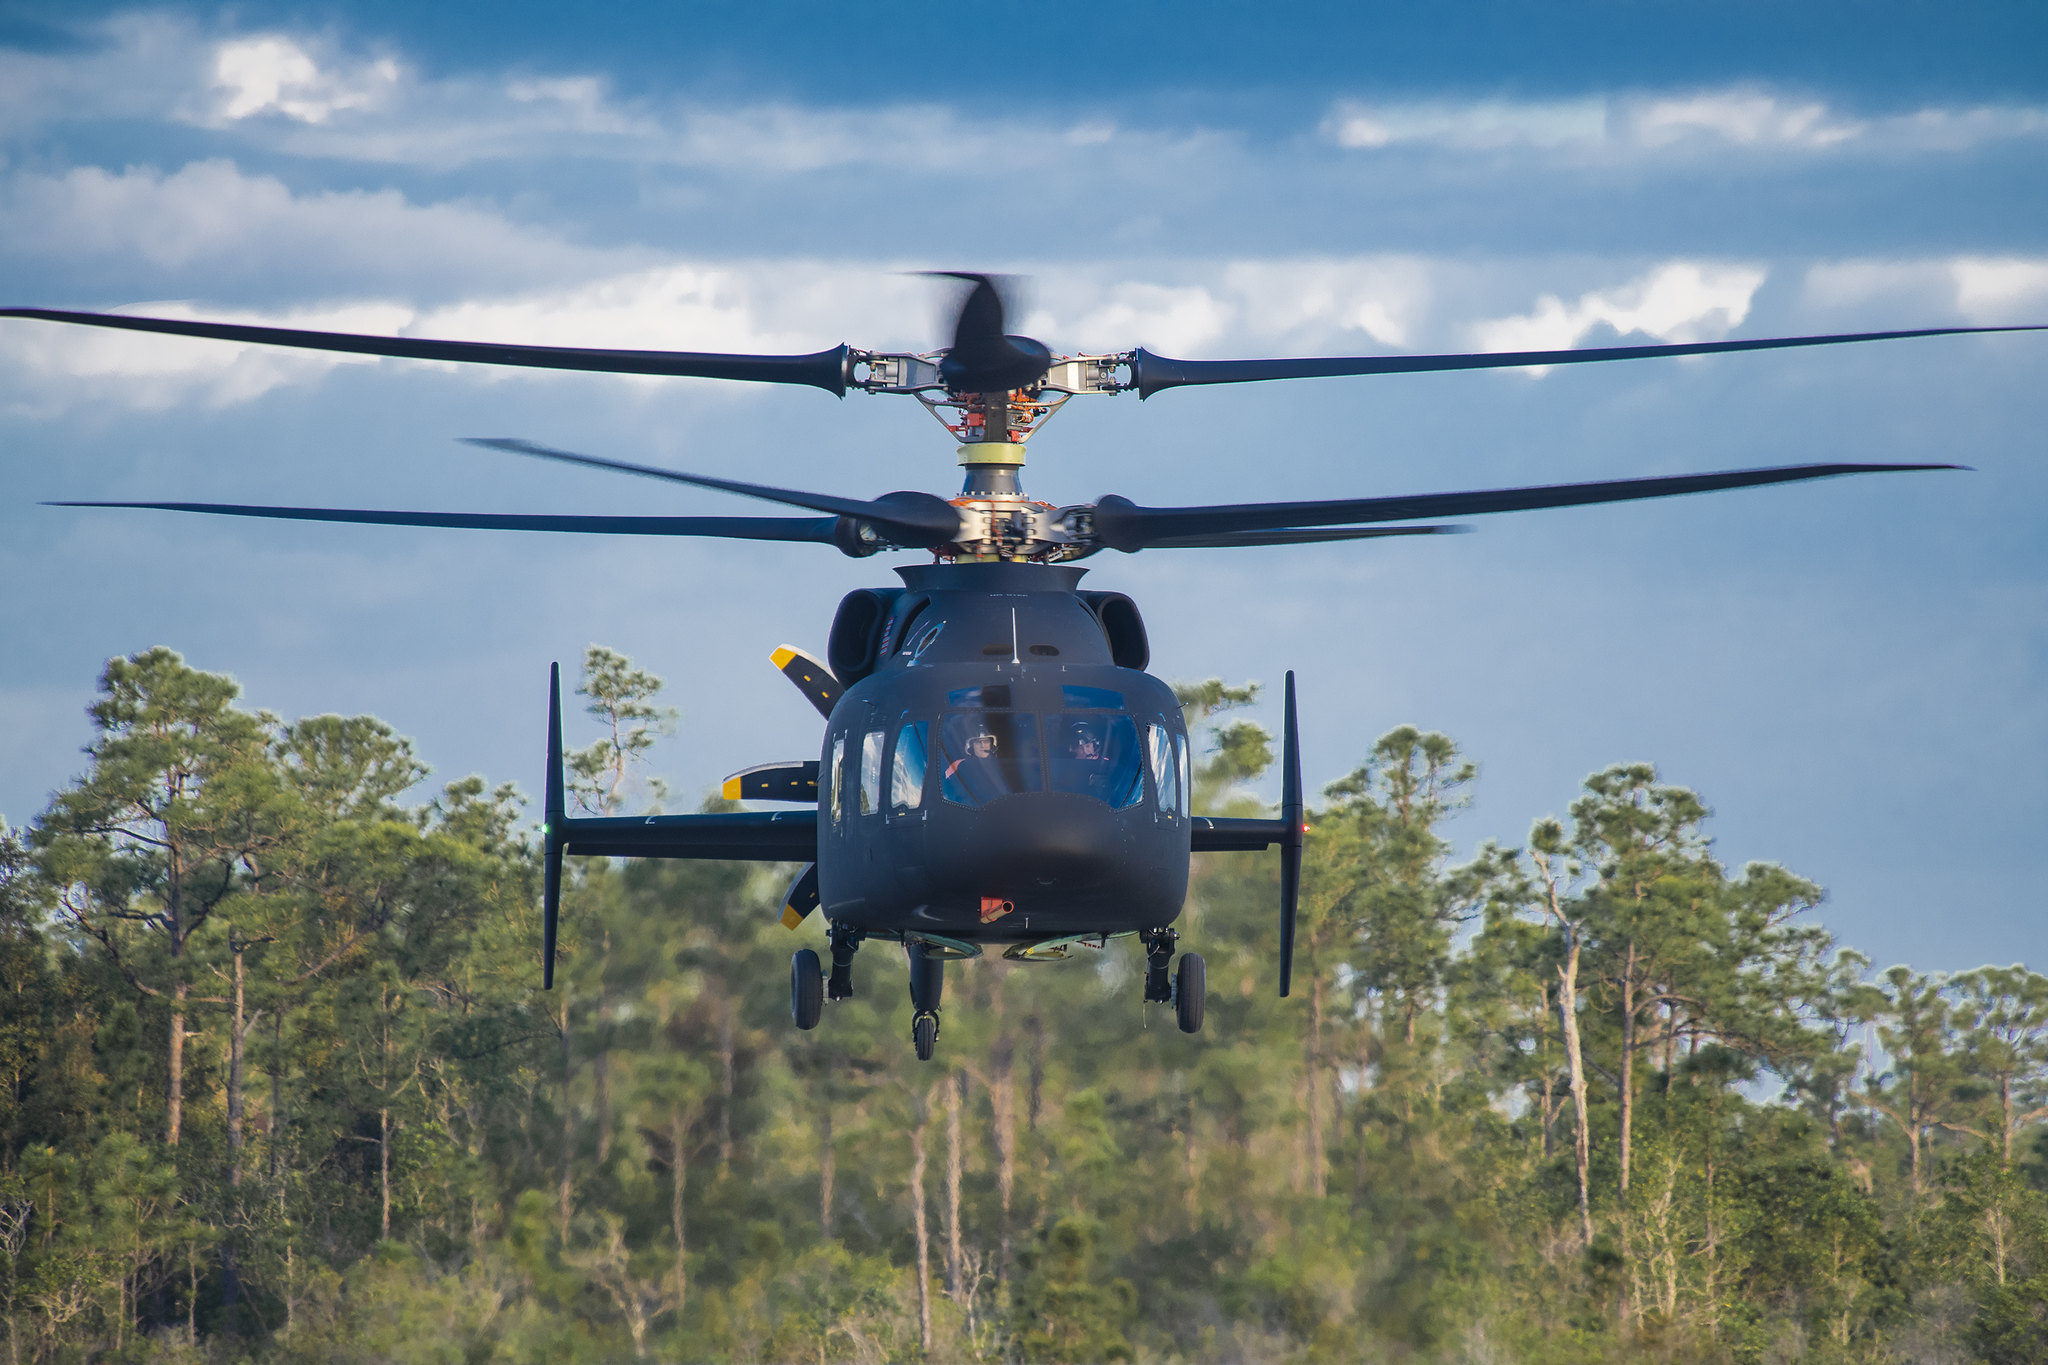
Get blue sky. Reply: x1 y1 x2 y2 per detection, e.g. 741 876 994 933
1 1 2044 975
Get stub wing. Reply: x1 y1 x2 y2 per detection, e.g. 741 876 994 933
554 809 817 861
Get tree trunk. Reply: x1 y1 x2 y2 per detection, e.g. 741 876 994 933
1558 937 1593 1246
223 934 249 1319
595 929 613 1166
668 1106 687 1320
1538 980 1555 1159
558 991 575 1235
819 1105 835 1241
990 1033 1015 1282
379 1105 392 1240
716 1003 735 1180
945 1069 964 1301
1619 940 1637 1197
167 982 187 1147
911 1089 933 1356
1026 1015 1045 1133
2001 1074 2014 1166
1307 970 1326 1198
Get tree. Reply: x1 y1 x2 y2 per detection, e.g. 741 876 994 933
34 648 287 1147
567 645 677 818
1947 966 2048 1166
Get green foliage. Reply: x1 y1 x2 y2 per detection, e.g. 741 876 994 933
2 651 2044 1363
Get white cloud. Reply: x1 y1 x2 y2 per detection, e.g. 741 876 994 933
211 36 400 124
0 160 635 290
1323 99 1607 151
1322 87 2048 157
1619 91 1860 149
0 300 406 412
1803 257 2048 325
1470 262 1767 364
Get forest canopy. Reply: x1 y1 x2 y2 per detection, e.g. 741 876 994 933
1 645 2044 1364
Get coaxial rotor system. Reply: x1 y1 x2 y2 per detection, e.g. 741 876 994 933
10 273 2043 558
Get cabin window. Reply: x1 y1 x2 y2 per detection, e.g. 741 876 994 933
891 722 929 812
939 712 1042 806
1050 714 1145 808
828 737 845 826
1147 724 1177 815
1174 733 1191 817
947 684 1010 707
859 730 884 816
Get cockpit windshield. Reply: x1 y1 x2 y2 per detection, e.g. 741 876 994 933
934 700 1160 811
1050 714 1145 807
939 712 1042 806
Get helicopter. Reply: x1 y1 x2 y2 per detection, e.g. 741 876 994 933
7 277 2041 1060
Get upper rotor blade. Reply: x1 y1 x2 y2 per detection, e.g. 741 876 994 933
44 501 845 542
928 272 1052 394
1129 325 2047 398
1089 462 1962 551
0 307 852 394
1137 524 1468 549
464 437 960 544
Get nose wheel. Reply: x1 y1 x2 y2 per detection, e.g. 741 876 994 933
906 941 945 1060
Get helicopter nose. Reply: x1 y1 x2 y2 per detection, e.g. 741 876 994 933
913 792 1182 924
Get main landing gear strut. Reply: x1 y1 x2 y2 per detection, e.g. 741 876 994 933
906 940 944 1061
1141 928 1205 1034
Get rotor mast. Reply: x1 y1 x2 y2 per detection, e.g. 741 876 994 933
845 349 1130 563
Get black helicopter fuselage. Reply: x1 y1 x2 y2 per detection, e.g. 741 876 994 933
816 562 1191 943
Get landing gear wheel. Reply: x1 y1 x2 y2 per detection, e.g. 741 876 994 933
1175 953 1206 1034
912 1012 940 1061
791 949 824 1030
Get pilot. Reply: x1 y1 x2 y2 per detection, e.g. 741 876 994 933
1062 721 1114 799
944 728 999 781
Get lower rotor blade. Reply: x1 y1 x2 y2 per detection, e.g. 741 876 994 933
1090 462 1961 551
1138 524 1467 549
466 438 960 545
1130 325 2047 398
0 307 851 394
45 501 843 542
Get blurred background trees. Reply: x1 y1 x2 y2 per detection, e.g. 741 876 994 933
1 645 2044 1362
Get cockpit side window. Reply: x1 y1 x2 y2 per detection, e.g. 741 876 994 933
828 736 845 826
891 722 929 813
859 730 884 816
939 712 1042 807
1174 733 1191 817
1147 724 1179 816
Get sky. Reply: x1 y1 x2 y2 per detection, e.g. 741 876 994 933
1 0 2044 976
